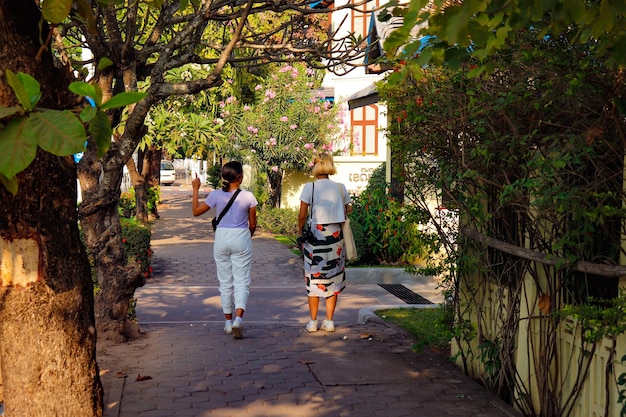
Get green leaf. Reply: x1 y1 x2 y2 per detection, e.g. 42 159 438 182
80 106 98 122
6 70 41 111
69 82 99 105
100 91 147 110
0 172 18 195
0 117 38 178
88 110 112 157
30 110 87 156
0 106 22 119
97 57 114 71
41 0 73 24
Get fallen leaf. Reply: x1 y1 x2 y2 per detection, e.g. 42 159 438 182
360 333 372 339
136 374 153 381
115 371 127 378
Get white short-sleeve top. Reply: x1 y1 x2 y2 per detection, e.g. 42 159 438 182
299 179 350 225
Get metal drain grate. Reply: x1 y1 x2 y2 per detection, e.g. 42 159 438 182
378 284 434 305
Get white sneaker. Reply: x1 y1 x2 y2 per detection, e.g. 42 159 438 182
232 317 244 339
320 319 335 332
224 320 233 334
306 320 318 333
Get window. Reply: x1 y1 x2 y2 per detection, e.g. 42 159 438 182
351 0 380 42
351 104 379 155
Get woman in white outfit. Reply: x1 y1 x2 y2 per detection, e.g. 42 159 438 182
298 153 351 333
192 161 258 339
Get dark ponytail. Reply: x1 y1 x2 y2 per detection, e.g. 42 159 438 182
220 161 244 191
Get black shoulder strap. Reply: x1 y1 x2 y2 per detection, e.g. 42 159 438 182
215 189 241 227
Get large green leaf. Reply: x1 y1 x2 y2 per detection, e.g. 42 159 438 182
88 110 112 157
30 110 87 156
100 91 147 110
5 70 41 112
0 117 38 179
41 0 73 23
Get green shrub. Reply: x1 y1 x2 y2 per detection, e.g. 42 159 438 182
120 217 153 279
349 163 436 265
206 163 222 188
119 186 160 218
257 207 300 236
119 189 136 218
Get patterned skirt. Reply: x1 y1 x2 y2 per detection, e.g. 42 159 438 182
302 223 346 298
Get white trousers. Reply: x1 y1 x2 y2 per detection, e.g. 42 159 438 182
213 228 253 314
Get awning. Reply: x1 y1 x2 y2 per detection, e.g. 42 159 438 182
347 84 378 110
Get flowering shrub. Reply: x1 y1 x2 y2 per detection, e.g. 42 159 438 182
215 62 348 206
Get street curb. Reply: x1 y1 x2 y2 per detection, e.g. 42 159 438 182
358 304 440 324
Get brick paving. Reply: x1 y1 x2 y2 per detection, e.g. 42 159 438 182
98 186 522 417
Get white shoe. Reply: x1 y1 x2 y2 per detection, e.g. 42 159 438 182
320 320 335 332
224 320 233 334
306 320 318 333
232 317 244 339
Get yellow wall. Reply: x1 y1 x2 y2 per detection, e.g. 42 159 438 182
280 155 385 209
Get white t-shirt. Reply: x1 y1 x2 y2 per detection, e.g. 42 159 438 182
299 179 350 224
205 189 258 229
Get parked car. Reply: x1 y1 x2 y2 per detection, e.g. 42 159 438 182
160 160 176 185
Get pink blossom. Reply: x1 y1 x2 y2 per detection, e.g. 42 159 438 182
255 85 262 91
270 137 277 145
265 90 276 99
247 126 258 134
304 143 314 150
226 96 237 104
227 79 234 84
271 166 279 172
313 106 320 113
290 124 298 130
280 116 288 122
244 105 251 111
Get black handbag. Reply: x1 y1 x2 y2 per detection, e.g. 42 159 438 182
297 183 316 246
212 189 241 231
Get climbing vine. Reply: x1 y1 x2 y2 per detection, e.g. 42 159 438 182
378 27 626 417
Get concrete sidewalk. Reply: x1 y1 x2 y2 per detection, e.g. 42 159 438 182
98 188 521 417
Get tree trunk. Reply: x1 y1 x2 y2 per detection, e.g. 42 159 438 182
267 169 284 208
78 152 145 342
0 2 103 415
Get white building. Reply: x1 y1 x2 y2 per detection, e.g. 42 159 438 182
280 0 394 208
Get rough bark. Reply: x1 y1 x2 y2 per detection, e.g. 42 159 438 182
78 145 145 342
0 2 103 415
267 169 284 208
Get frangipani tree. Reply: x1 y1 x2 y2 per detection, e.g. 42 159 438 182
217 63 347 207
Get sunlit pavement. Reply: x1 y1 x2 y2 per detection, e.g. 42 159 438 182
98 188 521 417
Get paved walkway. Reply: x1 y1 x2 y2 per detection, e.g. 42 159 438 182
98 187 522 417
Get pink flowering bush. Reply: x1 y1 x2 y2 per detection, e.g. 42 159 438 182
216 62 346 207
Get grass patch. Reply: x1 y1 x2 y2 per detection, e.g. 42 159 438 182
274 234 301 256
376 306 452 355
